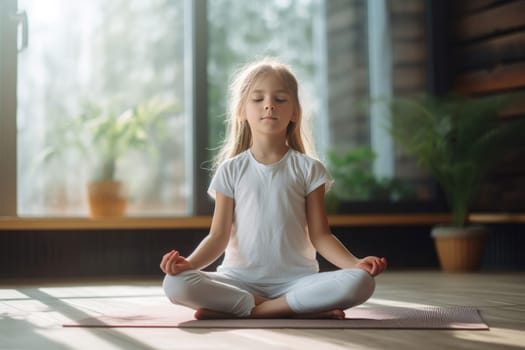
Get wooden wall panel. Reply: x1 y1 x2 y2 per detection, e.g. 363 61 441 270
454 1 525 42
454 32 525 71
453 0 503 14
451 1 525 96
455 61 525 94
449 0 525 212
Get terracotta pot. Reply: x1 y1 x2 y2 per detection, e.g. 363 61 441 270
431 225 488 272
87 180 127 218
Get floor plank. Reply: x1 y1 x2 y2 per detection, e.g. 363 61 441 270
1 271 524 350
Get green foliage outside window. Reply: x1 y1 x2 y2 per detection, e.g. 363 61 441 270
327 147 415 203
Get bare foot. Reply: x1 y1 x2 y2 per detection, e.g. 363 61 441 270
194 308 237 320
194 294 267 320
292 309 346 320
195 307 346 320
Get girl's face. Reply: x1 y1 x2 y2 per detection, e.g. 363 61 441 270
243 73 296 138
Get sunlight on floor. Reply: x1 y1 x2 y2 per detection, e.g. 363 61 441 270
38 285 163 299
454 327 525 348
1 297 52 326
0 289 30 300
33 327 122 350
366 297 434 309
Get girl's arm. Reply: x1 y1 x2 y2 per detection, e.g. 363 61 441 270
306 185 387 276
160 192 233 275
187 192 234 269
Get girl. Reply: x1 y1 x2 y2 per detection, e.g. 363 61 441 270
160 58 387 320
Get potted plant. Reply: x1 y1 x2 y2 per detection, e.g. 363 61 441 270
387 94 524 271
37 96 176 217
80 97 175 217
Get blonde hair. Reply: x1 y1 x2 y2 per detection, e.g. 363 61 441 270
214 58 316 168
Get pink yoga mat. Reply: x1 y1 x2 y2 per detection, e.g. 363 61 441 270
63 304 488 330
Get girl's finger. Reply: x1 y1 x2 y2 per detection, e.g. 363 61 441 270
170 263 183 275
160 256 169 271
175 255 188 264
359 265 370 275
161 250 178 274
161 250 175 264
164 250 176 258
374 259 382 275
377 258 386 274
371 260 378 276
168 259 176 275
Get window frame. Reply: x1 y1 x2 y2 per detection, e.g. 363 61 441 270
0 0 18 216
187 0 213 215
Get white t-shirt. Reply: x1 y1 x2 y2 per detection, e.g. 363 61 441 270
208 148 334 283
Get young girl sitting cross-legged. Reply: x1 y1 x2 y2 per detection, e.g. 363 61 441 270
160 57 387 320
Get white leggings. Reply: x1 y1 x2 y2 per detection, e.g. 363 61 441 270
162 268 375 317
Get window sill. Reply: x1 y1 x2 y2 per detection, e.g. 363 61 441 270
0 213 524 231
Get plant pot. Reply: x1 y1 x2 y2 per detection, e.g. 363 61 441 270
431 225 488 272
87 180 127 218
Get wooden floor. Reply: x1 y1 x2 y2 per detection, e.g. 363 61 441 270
1 271 524 350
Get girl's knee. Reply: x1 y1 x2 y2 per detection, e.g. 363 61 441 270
356 269 375 301
162 270 255 317
286 269 376 313
162 270 202 303
340 268 375 306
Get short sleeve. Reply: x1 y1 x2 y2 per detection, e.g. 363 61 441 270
207 161 235 200
305 159 334 195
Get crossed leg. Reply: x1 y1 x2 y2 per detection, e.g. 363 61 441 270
163 268 374 320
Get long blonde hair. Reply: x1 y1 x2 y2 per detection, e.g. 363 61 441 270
214 58 316 168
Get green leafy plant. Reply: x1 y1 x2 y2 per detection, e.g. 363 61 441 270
327 146 414 202
37 96 177 182
388 94 524 226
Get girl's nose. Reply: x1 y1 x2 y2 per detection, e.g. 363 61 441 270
265 105 275 111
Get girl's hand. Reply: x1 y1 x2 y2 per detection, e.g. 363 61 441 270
356 256 387 277
160 250 194 276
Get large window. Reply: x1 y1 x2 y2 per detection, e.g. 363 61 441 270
0 0 431 218
7 0 187 216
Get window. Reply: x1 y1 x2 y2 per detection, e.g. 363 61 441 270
4 0 188 216
0 0 433 218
